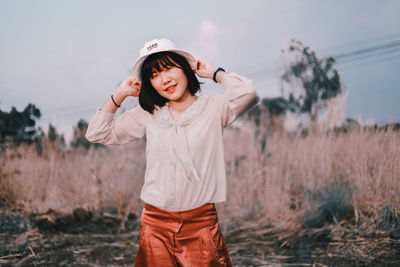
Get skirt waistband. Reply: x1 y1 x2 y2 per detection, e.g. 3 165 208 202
141 203 218 233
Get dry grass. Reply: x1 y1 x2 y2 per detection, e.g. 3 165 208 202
1 123 399 233
219 124 400 230
0 139 146 216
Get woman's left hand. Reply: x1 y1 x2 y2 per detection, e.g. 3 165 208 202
195 60 217 79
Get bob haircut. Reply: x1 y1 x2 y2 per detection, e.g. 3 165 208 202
138 51 201 114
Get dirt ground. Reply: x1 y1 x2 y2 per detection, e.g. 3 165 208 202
1 208 399 267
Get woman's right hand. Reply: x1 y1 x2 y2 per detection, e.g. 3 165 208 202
102 76 141 113
116 76 141 98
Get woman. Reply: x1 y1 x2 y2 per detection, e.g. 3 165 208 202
86 38 260 266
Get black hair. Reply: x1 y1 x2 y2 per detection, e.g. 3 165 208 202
138 51 201 114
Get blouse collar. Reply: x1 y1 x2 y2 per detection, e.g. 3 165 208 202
155 95 208 126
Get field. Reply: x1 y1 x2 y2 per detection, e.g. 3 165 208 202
1 122 399 266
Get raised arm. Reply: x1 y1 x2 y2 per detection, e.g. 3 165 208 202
102 76 141 113
85 76 146 145
219 72 260 127
195 60 260 128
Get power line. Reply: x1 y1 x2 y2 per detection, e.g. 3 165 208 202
40 106 98 122
236 31 400 79
244 37 400 79
36 34 400 123
333 40 400 61
338 53 400 72
52 32 400 115
42 99 105 113
42 49 400 123
318 31 400 56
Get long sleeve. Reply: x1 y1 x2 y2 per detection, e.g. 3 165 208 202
219 72 260 127
85 105 146 145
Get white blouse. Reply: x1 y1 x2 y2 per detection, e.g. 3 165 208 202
85 72 260 211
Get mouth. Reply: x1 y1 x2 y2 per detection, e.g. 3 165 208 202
164 84 177 94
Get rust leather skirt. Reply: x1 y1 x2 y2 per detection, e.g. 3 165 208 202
134 203 232 267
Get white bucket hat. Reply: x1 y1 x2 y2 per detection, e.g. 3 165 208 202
131 38 197 82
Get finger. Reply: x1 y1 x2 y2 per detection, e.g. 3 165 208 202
127 76 135 84
128 77 139 87
197 60 206 69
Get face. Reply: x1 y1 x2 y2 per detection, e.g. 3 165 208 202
150 64 190 102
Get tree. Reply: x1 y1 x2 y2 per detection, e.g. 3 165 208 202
0 103 41 144
246 97 288 130
70 119 100 149
280 39 343 123
48 123 58 143
47 123 65 149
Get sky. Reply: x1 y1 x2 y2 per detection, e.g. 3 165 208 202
1 0 399 140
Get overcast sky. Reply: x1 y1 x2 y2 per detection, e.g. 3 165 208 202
1 0 399 139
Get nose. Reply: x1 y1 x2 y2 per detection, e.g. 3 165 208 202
160 71 171 85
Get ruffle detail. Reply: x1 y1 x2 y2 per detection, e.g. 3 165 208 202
154 95 209 126
150 95 210 183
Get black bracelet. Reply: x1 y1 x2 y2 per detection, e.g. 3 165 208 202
111 95 121 108
213 67 225 83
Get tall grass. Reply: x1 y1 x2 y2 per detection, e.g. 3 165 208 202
1 124 399 231
0 139 146 215
219 124 400 230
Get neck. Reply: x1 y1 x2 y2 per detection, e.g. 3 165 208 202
168 94 198 112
